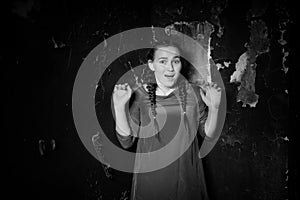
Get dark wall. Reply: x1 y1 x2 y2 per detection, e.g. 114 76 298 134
6 0 297 199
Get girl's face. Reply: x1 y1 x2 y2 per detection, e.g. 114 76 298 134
148 46 182 89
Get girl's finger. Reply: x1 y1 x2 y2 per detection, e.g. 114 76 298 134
199 85 207 93
124 83 129 90
127 85 132 93
199 88 206 99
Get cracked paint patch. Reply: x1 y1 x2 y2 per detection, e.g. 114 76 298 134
92 132 113 179
278 30 287 46
216 60 231 70
51 37 66 49
119 190 130 200
230 52 259 107
281 48 289 74
209 0 227 38
230 52 248 83
220 134 243 147
230 19 270 107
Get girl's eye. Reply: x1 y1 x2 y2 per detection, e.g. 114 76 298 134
159 60 167 64
173 59 181 64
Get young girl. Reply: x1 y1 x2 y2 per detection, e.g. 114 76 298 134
113 41 221 200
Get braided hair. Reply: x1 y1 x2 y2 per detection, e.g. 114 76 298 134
142 41 191 142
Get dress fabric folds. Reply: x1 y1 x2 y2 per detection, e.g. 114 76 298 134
116 83 209 200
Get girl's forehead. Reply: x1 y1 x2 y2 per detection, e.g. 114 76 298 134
154 46 180 59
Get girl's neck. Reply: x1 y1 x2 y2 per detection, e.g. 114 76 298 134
155 78 176 96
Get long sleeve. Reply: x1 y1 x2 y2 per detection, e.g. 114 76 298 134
115 93 141 149
196 86 208 138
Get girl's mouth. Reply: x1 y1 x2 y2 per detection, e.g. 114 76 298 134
164 74 175 78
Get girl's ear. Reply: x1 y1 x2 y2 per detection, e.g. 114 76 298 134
148 60 155 71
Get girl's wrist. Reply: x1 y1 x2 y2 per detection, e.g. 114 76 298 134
114 105 126 112
208 106 219 113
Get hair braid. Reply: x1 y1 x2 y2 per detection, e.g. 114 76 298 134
178 79 187 114
146 82 162 142
178 79 191 140
178 79 194 164
146 83 158 118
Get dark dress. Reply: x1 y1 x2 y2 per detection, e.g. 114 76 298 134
116 83 209 200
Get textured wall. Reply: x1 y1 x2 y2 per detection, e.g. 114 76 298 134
6 0 297 199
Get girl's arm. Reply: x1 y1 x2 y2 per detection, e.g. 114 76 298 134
114 102 140 149
204 107 219 140
115 106 131 137
113 84 140 149
199 82 222 140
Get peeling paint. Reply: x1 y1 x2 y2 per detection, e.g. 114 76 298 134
220 133 246 148
230 52 248 83
38 139 46 156
210 0 227 38
223 61 231 68
216 63 223 70
281 48 289 74
216 61 230 70
278 30 287 45
151 26 159 42
92 132 113 179
119 190 130 200
230 19 270 108
51 37 66 49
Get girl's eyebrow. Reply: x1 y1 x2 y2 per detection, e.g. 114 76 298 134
157 56 180 60
157 57 168 60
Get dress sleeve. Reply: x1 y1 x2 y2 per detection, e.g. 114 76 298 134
195 86 208 138
115 92 140 149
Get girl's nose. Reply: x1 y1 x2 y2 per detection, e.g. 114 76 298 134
167 62 175 71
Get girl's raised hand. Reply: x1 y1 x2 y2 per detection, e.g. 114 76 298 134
113 83 132 109
199 82 222 110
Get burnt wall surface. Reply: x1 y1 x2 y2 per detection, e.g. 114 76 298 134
5 0 297 199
